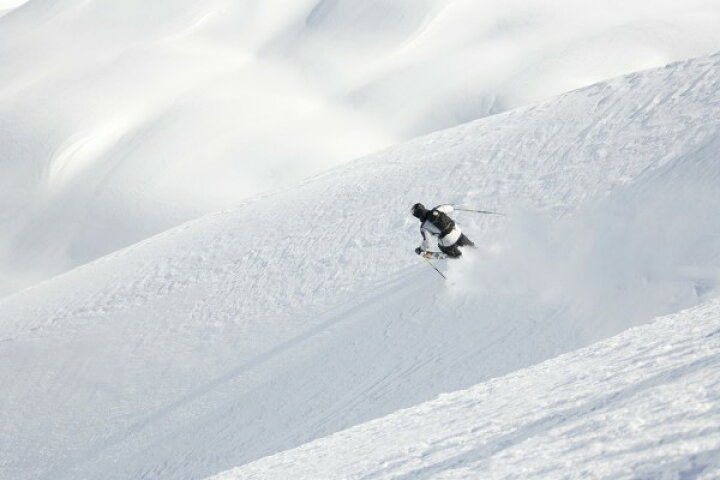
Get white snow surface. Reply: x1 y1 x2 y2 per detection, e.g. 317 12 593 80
3 0 720 294
212 299 720 480
2 52 720 479
0 0 25 15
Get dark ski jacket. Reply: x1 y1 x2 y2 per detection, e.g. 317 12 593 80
418 204 462 250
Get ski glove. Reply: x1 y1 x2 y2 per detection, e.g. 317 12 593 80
415 247 422 255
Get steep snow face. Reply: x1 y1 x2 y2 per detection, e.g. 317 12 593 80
1 53 720 480
212 300 720 480
2 0 720 294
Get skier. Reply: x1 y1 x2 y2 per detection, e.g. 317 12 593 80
411 203 475 258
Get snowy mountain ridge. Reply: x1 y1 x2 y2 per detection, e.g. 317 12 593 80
2 51 720 479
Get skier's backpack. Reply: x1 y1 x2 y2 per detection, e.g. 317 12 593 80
429 208 455 236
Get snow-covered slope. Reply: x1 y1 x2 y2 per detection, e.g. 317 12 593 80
3 0 720 294
213 299 720 480
1 53 720 479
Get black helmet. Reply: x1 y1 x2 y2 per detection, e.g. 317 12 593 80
411 203 427 219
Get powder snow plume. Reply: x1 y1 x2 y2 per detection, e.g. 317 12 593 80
449 137 720 336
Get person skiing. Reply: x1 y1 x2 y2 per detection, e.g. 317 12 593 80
411 203 475 258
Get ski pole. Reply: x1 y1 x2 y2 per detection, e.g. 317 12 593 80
454 206 506 216
423 257 447 280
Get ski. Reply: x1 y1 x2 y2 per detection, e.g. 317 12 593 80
421 251 448 260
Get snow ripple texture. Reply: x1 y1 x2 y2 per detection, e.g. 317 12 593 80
213 300 720 480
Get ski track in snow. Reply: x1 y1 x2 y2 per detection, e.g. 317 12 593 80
212 300 720 480
0 54 720 479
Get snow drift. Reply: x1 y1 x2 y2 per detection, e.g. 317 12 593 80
3 0 720 294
